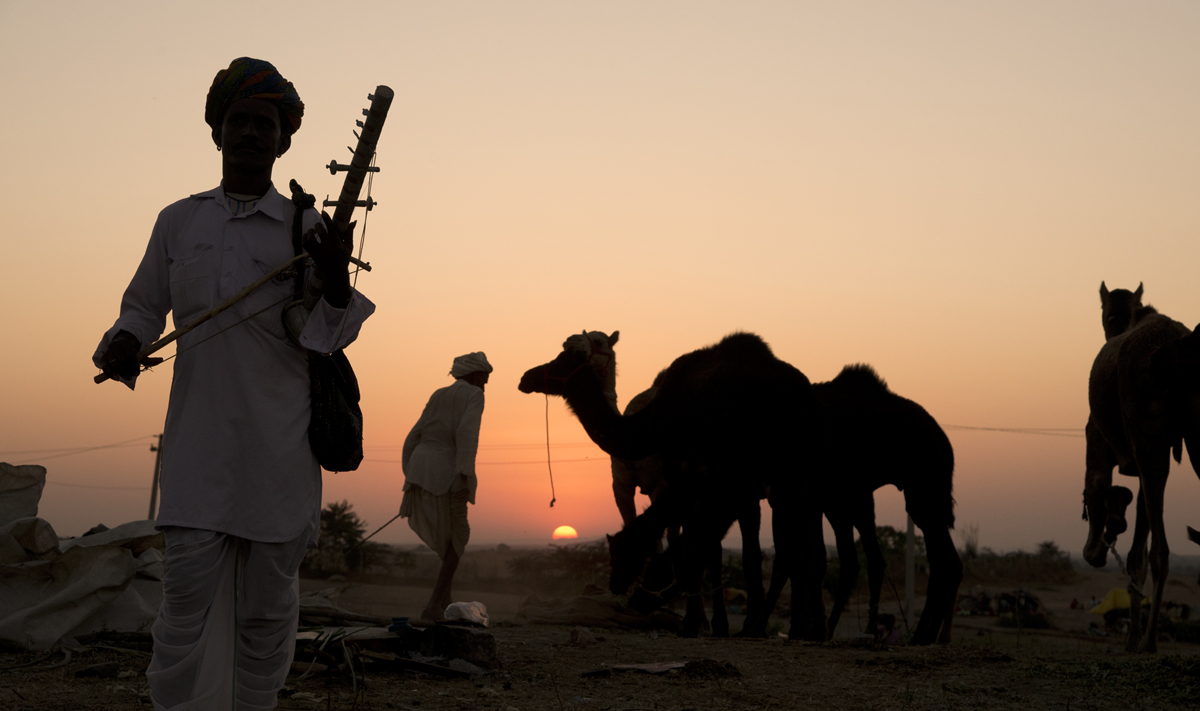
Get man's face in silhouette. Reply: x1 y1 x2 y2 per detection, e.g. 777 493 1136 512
215 98 290 176
463 371 490 392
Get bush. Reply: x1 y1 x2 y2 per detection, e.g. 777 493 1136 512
962 541 1076 584
301 500 395 578
823 525 926 597
506 540 610 595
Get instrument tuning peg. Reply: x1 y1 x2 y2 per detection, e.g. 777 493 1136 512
356 120 364 128
353 130 361 140
368 93 375 101
347 146 354 154
362 108 369 116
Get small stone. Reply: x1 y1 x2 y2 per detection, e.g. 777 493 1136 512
569 626 596 645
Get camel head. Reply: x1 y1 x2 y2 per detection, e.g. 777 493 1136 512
607 493 675 595
1099 281 1143 340
518 330 620 407
606 528 658 595
1082 482 1134 568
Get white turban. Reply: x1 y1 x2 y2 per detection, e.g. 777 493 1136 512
450 352 493 378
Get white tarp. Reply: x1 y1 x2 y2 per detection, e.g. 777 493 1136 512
0 517 60 565
0 463 47 526
0 543 137 649
60 519 164 556
0 462 165 650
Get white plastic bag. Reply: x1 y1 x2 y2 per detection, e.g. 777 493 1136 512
444 601 489 627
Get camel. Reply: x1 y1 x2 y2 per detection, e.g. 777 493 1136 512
1082 282 1197 652
543 331 769 637
1190 527 1200 585
759 365 961 645
609 375 741 635
519 331 826 640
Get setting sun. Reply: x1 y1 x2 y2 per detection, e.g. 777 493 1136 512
552 525 579 540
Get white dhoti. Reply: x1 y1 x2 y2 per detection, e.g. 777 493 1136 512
147 525 312 711
400 475 470 559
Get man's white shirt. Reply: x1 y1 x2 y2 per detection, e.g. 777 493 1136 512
94 183 375 542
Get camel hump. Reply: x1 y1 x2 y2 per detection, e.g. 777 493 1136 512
714 331 776 360
829 363 890 394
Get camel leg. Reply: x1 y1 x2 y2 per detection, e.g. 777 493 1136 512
776 495 827 642
676 505 739 638
1136 459 1170 653
857 498 885 637
759 513 789 634
708 541 730 638
675 535 708 638
826 512 859 640
909 497 963 646
736 497 766 637
1124 488 1149 652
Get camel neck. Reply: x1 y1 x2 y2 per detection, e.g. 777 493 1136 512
564 368 654 461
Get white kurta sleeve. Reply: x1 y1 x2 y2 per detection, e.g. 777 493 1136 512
454 387 485 479
298 290 376 354
93 210 173 390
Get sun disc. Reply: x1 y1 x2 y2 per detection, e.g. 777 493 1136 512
552 525 578 540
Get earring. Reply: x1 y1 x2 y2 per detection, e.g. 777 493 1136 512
216 145 222 152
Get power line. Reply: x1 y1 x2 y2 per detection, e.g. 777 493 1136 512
942 424 1085 439
365 457 606 466
44 481 147 491
366 442 597 451
0 435 157 463
4 420 1088 471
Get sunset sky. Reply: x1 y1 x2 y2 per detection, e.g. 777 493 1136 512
2 2 1199 559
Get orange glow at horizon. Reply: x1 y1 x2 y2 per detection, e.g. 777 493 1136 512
552 525 579 540
3 2 1200 555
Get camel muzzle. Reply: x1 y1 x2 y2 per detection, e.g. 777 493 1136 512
518 365 548 394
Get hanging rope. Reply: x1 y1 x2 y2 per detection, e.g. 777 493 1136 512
545 394 556 508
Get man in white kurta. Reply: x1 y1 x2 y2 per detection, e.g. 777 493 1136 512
400 352 491 620
94 58 374 711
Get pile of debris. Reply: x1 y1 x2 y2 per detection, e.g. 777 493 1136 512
294 619 500 681
0 463 164 651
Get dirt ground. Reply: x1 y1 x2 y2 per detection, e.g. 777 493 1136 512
4 570 1200 711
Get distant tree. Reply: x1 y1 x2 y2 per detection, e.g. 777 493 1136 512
301 500 391 577
506 540 609 594
960 539 1076 584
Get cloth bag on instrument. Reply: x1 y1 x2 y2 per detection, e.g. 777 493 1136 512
287 180 364 472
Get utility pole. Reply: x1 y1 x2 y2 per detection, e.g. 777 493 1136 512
147 434 163 520
905 513 915 630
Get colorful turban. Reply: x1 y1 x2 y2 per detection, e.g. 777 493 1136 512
204 57 304 135
450 352 493 378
